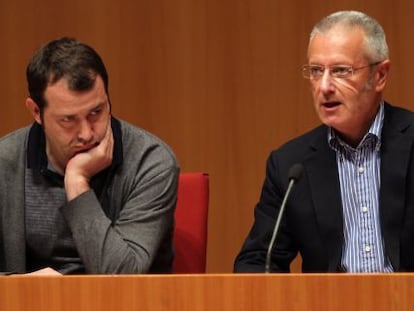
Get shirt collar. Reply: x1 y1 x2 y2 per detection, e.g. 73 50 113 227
328 101 384 152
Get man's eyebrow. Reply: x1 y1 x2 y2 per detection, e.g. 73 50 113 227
57 102 106 119
90 101 107 111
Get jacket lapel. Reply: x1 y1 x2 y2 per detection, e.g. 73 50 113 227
379 104 414 270
304 129 343 271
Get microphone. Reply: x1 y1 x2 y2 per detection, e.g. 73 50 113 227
265 163 304 273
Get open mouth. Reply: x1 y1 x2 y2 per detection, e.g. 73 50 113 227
322 101 341 108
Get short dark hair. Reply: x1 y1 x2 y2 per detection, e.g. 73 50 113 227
26 37 109 112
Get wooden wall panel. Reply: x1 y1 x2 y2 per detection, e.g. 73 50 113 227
0 0 413 272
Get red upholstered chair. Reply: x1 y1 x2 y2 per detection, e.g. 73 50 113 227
173 172 209 273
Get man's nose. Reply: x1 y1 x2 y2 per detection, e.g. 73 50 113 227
77 120 94 143
319 69 335 93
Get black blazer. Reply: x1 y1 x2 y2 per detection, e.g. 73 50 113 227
234 103 414 272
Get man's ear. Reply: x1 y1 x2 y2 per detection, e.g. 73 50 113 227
375 60 390 92
25 98 42 125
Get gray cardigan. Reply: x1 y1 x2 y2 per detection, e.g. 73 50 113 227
0 119 179 274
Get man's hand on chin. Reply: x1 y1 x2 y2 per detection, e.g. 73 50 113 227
65 120 114 201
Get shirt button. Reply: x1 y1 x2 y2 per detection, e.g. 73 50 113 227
365 245 371 253
361 206 368 213
358 166 365 173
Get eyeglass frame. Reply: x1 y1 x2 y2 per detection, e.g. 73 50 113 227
302 61 383 80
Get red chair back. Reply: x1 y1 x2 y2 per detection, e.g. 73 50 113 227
173 173 209 273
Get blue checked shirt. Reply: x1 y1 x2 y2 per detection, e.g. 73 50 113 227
328 102 393 272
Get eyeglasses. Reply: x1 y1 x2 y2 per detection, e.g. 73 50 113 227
302 61 382 80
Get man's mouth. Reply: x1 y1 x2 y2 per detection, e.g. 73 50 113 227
322 101 341 108
74 143 98 153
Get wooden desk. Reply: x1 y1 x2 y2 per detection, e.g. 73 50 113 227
0 273 413 310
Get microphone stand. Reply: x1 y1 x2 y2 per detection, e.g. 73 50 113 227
264 177 296 273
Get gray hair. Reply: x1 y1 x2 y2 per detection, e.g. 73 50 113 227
309 11 389 62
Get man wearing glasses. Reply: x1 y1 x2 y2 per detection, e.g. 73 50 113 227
234 10 414 273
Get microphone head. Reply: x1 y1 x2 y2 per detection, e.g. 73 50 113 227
288 163 304 181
